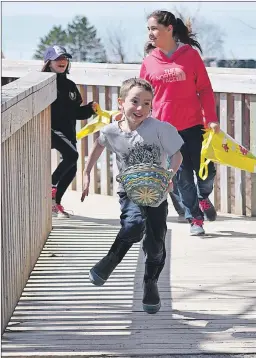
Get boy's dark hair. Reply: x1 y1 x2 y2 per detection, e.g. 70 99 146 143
144 41 156 56
120 78 154 99
147 10 202 53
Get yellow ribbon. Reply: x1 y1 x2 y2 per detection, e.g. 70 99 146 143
76 103 119 140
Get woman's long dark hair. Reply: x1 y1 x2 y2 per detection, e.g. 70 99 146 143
147 10 202 54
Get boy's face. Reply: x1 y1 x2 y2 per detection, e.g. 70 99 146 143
119 86 152 125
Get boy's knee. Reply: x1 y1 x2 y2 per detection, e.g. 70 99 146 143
120 215 145 243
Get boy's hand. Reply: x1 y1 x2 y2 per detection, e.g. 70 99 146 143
208 122 220 133
81 173 90 202
167 180 173 193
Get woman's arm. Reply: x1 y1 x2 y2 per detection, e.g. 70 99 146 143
194 50 220 132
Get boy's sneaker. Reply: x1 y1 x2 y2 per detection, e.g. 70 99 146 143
142 279 161 314
89 252 119 286
190 219 205 236
55 204 70 218
199 198 217 221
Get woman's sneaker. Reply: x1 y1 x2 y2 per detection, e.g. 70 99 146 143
190 219 205 236
199 198 217 221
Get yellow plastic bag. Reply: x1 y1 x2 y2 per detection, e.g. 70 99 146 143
76 103 119 140
199 129 256 180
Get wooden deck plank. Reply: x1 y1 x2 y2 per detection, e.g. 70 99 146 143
2 193 256 357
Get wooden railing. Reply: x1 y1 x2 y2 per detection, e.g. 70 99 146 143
1 72 57 333
2 60 256 216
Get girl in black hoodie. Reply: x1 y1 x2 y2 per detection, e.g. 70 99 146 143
42 45 97 217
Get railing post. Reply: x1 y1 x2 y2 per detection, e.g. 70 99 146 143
219 93 230 213
111 87 119 197
250 94 256 216
87 85 98 194
99 86 111 195
234 94 245 215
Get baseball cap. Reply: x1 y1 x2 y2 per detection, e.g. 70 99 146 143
44 45 72 62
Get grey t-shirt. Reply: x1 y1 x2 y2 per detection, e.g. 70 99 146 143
98 117 184 201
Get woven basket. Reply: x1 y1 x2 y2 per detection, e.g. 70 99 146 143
116 164 173 206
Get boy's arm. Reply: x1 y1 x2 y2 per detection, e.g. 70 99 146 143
168 150 183 175
81 139 105 201
167 150 183 192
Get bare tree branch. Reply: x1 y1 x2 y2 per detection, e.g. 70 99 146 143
172 5 225 58
229 17 256 30
106 25 127 63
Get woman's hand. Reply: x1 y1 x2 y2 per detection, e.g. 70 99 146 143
208 122 220 133
81 173 90 202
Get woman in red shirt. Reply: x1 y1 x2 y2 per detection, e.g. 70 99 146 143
140 10 220 235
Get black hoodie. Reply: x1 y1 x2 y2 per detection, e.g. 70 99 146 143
51 73 95 142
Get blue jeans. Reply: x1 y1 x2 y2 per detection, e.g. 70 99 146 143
169 175 186 216
117 192 168 266
169 171 216 219
175 125 216 221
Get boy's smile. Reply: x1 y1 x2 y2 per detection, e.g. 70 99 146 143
119 86 153 128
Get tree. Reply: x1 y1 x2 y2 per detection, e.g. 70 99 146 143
33 26 68 59
106 26 127 63
173 6 225 58
67 16 107 62
33 16 107 63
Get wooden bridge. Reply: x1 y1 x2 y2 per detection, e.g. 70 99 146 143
1 61 256 357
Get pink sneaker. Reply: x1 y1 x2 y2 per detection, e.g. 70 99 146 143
55 204 70 218
199 198 217 222
52 187 57 200
52 187 57 213
190 218 205 236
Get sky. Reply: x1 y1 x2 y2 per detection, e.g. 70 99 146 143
2 1 256 62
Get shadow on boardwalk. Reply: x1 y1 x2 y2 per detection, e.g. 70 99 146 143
2 211 256 357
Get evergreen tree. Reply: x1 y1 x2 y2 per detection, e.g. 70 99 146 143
67 16 107 62
33 26 68 59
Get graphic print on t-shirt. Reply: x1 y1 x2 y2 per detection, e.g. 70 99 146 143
121 142 161 167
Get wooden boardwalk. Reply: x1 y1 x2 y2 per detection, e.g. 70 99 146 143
2 192 256 357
